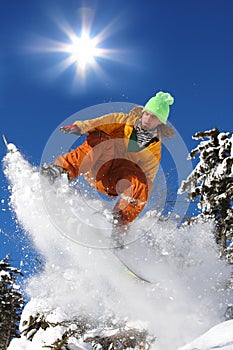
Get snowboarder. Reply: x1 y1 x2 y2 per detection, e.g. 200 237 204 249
41 91 175 235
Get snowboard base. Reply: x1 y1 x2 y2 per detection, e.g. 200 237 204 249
113 250 152 284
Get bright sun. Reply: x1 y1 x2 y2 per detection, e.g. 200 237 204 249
32 9 123 81
68 33 98 70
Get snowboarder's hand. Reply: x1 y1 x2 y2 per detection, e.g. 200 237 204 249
60 125 82 135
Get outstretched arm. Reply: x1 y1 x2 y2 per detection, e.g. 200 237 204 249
73 112 133 135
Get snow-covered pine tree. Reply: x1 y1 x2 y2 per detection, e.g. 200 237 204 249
178 128 233 259
0 254 24 350
20 312 155 349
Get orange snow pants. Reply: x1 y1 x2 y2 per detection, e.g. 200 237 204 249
55 131 152 225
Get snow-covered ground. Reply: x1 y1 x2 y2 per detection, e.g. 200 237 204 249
177 320 233 350
3 146 233 350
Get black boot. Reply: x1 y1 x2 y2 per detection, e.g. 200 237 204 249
40 163 68 184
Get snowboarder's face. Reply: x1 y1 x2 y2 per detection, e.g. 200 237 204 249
141 111 163 130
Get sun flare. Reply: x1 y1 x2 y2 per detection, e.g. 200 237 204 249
31 9 124 82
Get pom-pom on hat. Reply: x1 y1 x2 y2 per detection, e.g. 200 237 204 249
143 91 174 124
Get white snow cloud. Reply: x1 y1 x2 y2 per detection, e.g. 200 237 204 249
3 148 232 350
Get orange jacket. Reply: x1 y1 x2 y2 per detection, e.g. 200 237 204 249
73 106 162 183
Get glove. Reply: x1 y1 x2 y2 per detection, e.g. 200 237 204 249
60 125 82 136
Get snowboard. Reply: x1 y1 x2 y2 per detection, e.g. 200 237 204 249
112 249 151 284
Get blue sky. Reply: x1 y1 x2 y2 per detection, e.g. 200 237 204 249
0 0 233 273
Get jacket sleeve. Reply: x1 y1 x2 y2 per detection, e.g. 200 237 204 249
73 112 132 135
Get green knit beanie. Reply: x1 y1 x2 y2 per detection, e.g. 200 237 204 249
143 91 174 124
